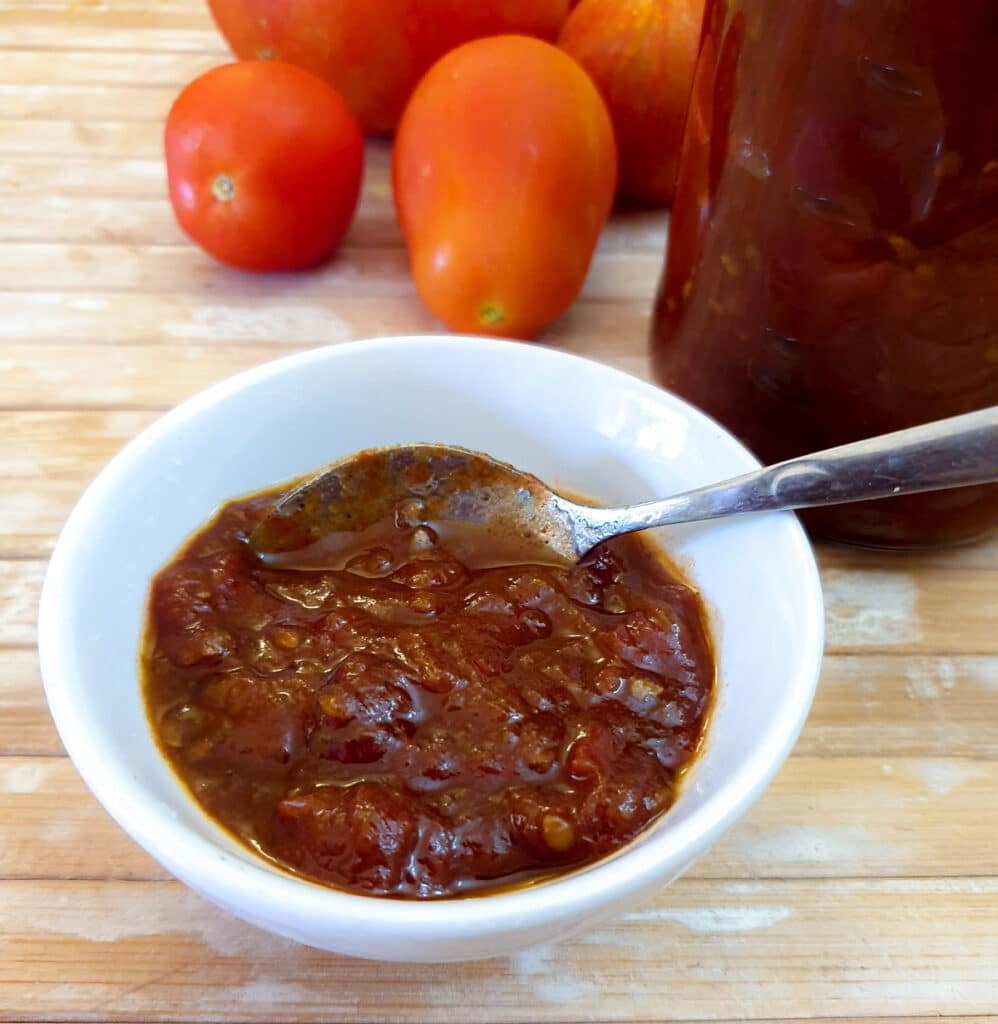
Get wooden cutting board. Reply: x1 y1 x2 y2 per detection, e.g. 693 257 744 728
1 2 996 1020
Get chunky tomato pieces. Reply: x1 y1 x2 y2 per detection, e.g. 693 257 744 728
143 485 713 898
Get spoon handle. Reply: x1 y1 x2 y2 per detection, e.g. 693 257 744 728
588 405 998 540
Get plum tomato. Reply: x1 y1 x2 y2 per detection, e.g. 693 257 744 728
392 35 617 339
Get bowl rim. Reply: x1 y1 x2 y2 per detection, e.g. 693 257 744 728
38 334 824 938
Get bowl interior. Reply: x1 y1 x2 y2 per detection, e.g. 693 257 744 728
40 335 822 946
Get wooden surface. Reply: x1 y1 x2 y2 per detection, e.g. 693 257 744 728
2 2 997 1021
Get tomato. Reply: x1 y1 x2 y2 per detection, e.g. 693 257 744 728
206 0 571 136
393 35 616 340
164 61 363 272
559 0 704 205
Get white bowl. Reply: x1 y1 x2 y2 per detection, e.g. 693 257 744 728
39 335 823 962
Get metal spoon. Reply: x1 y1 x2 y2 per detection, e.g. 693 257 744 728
250 405 998 569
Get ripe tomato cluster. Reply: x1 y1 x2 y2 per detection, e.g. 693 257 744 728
165 1 702 338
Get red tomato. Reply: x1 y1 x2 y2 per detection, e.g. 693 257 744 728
559 0 704 205
393 35 617 340
206 0 571 136
165 61 363 272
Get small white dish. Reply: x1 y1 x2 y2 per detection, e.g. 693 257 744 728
39 335 823 962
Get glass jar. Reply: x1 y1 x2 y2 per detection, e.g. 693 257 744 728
651 0 998 547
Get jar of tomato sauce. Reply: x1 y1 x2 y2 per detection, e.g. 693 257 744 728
651 0 998 547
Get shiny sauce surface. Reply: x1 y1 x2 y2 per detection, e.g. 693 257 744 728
142 483 715 899
652 0 998 546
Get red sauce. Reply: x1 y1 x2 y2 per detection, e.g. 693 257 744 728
652 0 998 547
142 481 715 899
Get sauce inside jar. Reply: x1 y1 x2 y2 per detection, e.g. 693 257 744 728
141 479 715 899
652 0 998 547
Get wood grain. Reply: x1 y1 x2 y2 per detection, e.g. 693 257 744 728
1 878 996 1022
0 411 159 478
2 1 997 1020
797 653 998 758
0 648 62 755
0 291 655 356
0 47 218 86
7 1019 990 1024
1 118 168 157
0 243 664 302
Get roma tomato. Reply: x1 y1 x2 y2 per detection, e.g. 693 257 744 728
206 0 571 136
393 35 616 339
559 0 704 205
165 61 363 272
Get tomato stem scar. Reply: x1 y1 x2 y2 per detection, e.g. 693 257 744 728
479 302 505 325
212 174 236 202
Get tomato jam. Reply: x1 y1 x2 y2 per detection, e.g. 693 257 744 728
652 0 998 547
142 482 714 899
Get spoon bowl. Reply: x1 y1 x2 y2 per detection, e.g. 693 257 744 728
250 443 583 569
